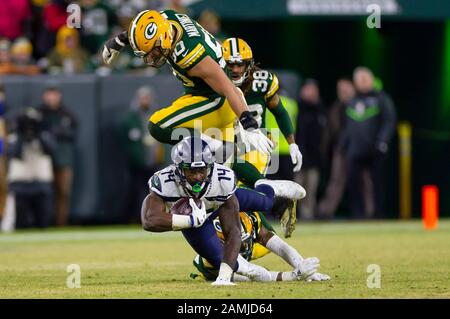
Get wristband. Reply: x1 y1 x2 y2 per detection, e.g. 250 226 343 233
172 214 192 230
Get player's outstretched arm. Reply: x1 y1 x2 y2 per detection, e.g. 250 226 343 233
102 31 129 65
217 194 241 268
267 93 303 172
257 224 330 282
211 194 241 286
141 193 207 232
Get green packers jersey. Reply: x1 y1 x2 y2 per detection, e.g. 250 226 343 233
241 68 280 129
161 10 226 97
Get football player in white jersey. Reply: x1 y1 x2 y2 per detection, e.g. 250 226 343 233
141 136 314 285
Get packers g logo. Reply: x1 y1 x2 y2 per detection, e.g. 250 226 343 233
144 23 158 40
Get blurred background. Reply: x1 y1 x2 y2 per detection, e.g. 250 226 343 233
0 0 449 229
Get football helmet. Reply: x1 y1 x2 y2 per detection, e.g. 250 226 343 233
222 38 254 86
171 136 215 197
128 10 172 67
214 212 255 260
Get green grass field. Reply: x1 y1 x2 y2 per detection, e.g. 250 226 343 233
1 220 449 298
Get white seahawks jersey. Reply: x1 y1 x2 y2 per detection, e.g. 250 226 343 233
148 163 236 217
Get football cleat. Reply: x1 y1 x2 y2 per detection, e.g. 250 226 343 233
255 179 306 200
281 199 297 238
271 197 297 238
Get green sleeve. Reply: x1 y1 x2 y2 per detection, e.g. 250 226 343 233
269 99 294 138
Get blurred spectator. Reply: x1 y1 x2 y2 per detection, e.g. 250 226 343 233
120 86 164 223
79 0 118 55
0 37 40 75
0 38 14 75
7 107 55 229
44 26 91 75
0 0 32 41
10 37 41 75
102 4 147 73
0 85 8 222
116 3 137 30
105 0 165 11
167 0 189 14
339 67 397 219
32 0 51 5
294 79 327 220
317 78 355 219
197 10 227 43
38 84 78 226
35 0 70 58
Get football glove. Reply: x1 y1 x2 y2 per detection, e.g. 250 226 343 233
295 257 320 280
102 31 128 65
306 272 331 282
189 199 207 228
212 263 236 286
289 143 303 172
237 121 274 156
239 111 259 130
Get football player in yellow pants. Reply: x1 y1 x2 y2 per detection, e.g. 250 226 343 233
191 211 331 283
102 10 275 190
222 38 305 237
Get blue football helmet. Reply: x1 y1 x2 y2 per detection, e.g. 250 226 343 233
171 136 215 196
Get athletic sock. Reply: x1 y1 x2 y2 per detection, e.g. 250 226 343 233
266 235 303 268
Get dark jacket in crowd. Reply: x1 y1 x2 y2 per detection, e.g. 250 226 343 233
296 98 327 169
339 90 396 158
39 104 77 168
7 108 56 195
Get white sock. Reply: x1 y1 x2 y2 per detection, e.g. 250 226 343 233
232 273 251 282
266 235 303 268
236 255 272 282
269 271 298 282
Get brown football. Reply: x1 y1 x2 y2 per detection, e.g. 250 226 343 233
170 198 203 215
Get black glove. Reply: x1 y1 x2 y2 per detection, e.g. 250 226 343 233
239 111 259 130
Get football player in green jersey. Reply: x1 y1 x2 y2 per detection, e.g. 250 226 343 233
222 37 303 174
102 11 306 238
102 10 274 162
222 38 304 237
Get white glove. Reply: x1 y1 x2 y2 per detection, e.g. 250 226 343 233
306 272 331 282
189 199 207 228
295 257 320 280
289 143 303 172
212 263 236 286
102 45 121 65
102 34 126 65
238 123 274 155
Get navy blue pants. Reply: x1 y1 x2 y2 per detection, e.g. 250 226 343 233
182 185 274 269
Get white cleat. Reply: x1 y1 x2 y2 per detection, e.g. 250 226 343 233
255 179 306 200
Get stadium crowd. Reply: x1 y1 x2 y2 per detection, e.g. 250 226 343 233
0 0 223 76
0 1 397 230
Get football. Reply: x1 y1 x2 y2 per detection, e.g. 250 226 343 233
170 197 203 215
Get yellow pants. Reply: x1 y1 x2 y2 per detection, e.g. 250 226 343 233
238 150 270 176
149 95 237 142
